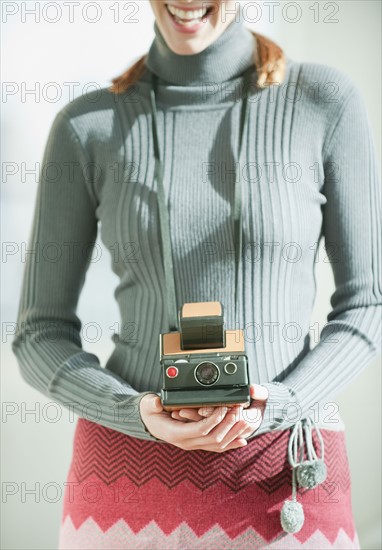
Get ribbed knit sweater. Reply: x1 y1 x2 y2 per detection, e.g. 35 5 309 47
12 17 382 444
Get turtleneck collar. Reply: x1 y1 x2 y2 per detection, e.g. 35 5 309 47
144 14 256 86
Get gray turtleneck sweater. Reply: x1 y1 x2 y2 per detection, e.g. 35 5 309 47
11 18 381 443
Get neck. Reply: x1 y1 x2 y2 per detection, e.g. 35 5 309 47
145 17 256 86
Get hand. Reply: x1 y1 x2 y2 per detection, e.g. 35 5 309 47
170 384 269 440
139 393 256 453
139 384 269 452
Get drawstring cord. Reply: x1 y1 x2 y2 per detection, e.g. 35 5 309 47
280 416 327 534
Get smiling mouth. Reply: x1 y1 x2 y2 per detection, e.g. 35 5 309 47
165 3 214 25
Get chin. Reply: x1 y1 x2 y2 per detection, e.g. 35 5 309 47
168 37 214 56
156 2 222 55
160 26 217 55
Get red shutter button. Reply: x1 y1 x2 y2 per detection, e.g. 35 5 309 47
166 366 178 378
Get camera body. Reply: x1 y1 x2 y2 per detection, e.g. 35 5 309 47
159 301 250 411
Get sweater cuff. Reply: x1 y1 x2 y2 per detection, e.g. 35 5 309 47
131 391 165 443
246 381 300 439
46 351 166 443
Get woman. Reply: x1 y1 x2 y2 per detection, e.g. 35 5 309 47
12 0 381 548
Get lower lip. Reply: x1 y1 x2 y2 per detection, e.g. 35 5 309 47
165 5 211 34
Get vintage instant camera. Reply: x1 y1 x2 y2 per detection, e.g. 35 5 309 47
159 301 250 411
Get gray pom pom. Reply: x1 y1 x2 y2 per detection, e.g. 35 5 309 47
296 459 327 489
280 500 305 534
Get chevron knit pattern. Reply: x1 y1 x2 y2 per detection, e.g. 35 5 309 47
58 418 360 549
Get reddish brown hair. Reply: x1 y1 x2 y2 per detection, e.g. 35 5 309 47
108 30 286 94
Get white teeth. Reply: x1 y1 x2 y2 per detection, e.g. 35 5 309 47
167 4 208 21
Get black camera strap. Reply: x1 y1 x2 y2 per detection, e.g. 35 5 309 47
149 66 252 332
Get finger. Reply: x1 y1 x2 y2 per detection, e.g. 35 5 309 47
236 426 256 439
197 406 215 417
219 420 249 449
178 405 229 439
204 406 243 443
190 417 247 450
187 414 248 451
198 404 240 417
249 384 269 402
178 408 204 422
153 395 164 412
242 405 264 425
171 411 191 422
223 438 248 451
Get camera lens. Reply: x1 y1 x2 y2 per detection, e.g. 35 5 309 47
195 361 220 385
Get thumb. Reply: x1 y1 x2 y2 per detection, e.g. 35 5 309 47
250 384 269 402
152 395 164 412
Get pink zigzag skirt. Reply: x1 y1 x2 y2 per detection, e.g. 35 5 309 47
58 417 361 549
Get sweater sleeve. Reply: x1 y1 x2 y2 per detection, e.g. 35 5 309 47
11 110 163 443
248 82 382 438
